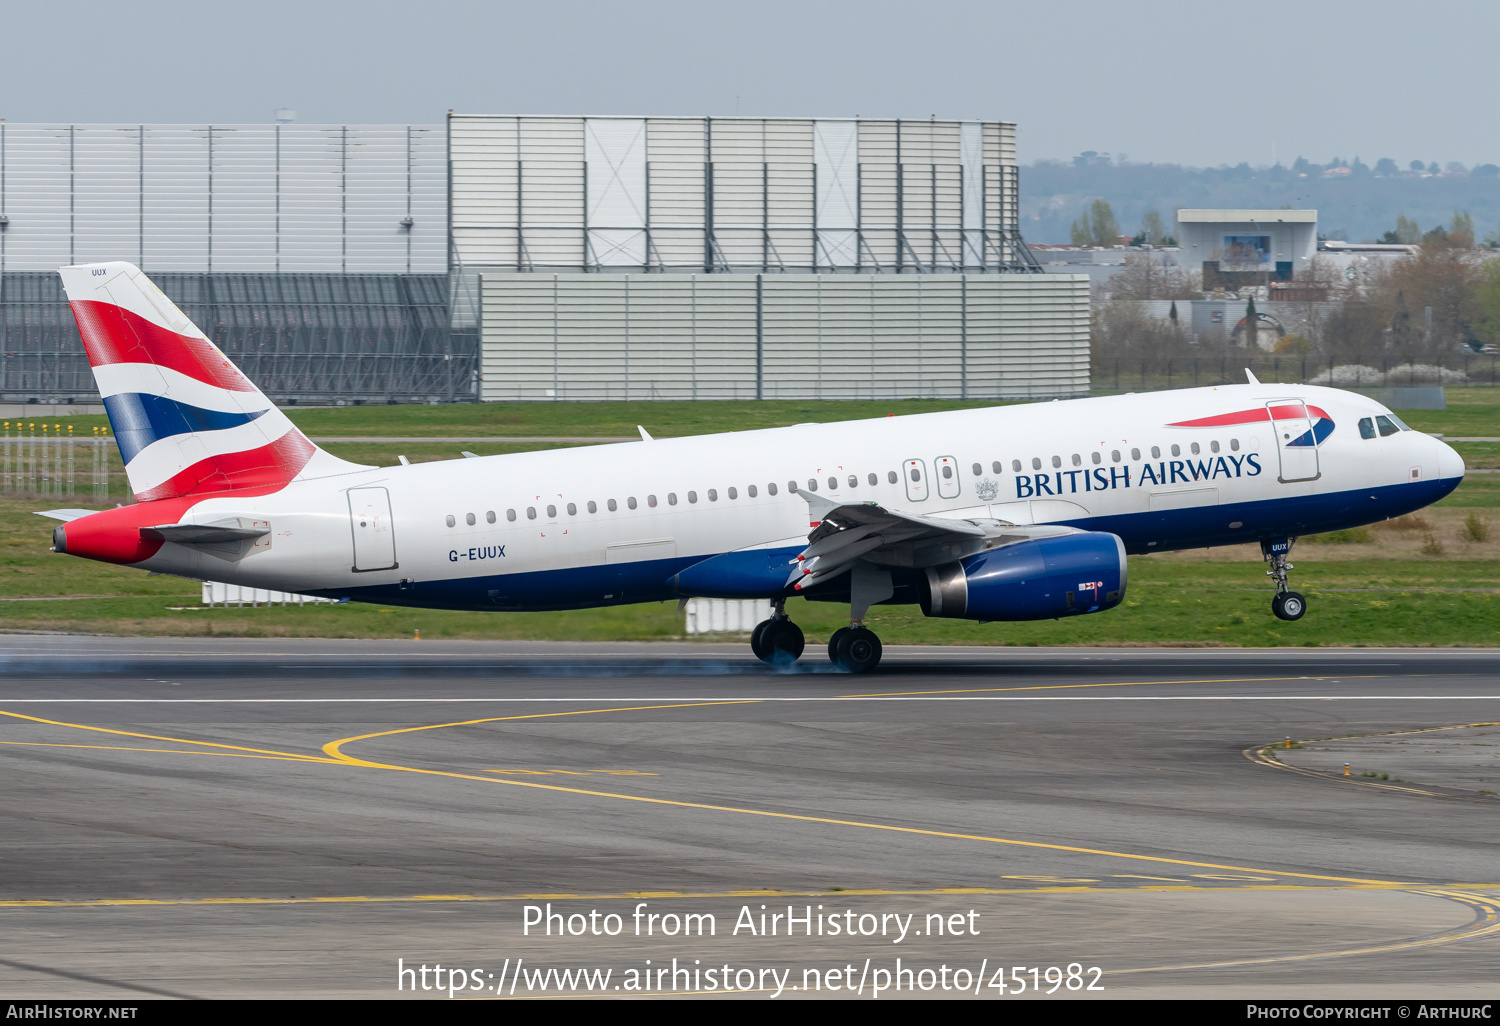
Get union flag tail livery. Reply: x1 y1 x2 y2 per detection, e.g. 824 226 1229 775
46 261 1466 672
59 262 366 501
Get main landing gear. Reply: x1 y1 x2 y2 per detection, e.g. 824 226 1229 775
828 624 883 674
751 601 805 665
1262 538 1307 622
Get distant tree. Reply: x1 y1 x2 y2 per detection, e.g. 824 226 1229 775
1395 214 1421 245
1069 217 1090 247
1409 160 1426 172
1473 164 1500 179
1374 158 1399 176
1139 209 1166 246
1477 261 1500 344
1446 162 1468 174
1169 300 1178 323
1379 230 1401 244
1428 161 1441 173
1351 156 1371 177
1085 199 1122 247
1245 296 1259 348
1292 156 1313 174
1391 290 1413 347
1424 226 1452 247
1106 251 1200 300
1450 211 1475 249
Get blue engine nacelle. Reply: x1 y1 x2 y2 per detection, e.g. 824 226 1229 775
918 531 1127 621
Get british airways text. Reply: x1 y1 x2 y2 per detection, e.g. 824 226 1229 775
1015 454 1262 498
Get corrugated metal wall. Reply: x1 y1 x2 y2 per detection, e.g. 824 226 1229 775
0 124 446 273
0 271 469 403
481 273 1089 401
450 115 1032 275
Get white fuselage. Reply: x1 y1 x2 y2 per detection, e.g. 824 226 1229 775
126 384 1464 611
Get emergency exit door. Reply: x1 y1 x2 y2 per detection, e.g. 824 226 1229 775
348 487 399 571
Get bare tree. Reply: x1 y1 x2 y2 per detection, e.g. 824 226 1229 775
1107 252 1201 300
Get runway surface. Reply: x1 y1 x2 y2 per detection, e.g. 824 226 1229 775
1 637 1497 999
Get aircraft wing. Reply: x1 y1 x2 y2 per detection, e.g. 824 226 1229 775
788 492 1078 591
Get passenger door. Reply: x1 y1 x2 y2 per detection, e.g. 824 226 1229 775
1268 400 1320 483
348 486 399 572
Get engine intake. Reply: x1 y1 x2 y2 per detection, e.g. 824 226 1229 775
919 531 1127 621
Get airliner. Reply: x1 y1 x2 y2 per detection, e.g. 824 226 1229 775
41 262 1465 672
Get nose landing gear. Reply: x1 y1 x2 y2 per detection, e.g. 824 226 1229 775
1262 538 1307 621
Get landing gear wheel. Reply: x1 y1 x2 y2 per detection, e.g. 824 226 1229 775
1272 591 1307 621
758 619 805 665
750 619 773 661
832 627 883 673
827 627 851 666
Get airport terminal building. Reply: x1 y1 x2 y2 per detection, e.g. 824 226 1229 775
0 115 1088 404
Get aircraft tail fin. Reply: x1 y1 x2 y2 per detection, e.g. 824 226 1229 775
59 262 370 502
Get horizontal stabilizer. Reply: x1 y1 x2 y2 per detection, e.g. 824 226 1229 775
140 523 269 544
33 509 100 522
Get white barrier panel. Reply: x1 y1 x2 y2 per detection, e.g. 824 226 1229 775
201 581 336 607
683 598 774 635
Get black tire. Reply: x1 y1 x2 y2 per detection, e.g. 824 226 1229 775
750 619 774 661
827 627 852 668
1275 591 1307 621
835 628 883 674
763 620 805 664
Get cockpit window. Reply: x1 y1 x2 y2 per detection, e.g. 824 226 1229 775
1359 417 1377 440
1387 414 1412 431
1375 415 1400 437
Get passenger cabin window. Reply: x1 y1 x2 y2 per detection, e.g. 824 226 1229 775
847 476 857 489
972 463 982 476
668 493 678 505
1013 460 1023 473
1230 439 1240 451
466 513 476 525
507 509 517 522
1111 450 1121 462
587 501 597 514
1090 451 1101 465
1170 444 1181 457
806 479 818 492
708 489 718 501
546 505 557 518
567 503 577 516
1190 442 1200 455
868 473 878 486
787 480 797 493
886 471 897 484
1071 453 1081 467
445 515 455 527
647 495 657 507
607 499 618 511
768 483 778 495
486 511 496 524
1151 446 1161 459
1031 458 1041 471
1376 415 1400 437
1210 440 1220 453
992 462 1003 474
627 497 637 509
527 507 536 520
1051 455 1062 469
728 487 737 499
1131 448 1141 460
748 485 758 497
827 477 837 490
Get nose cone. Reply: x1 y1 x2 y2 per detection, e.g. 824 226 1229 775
1435 437 1466 482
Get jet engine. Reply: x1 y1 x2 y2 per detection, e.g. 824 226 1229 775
918 531 1126 621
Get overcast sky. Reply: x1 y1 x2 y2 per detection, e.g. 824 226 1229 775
4 0 1497 167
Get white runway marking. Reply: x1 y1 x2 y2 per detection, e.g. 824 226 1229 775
1 695 1499 704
